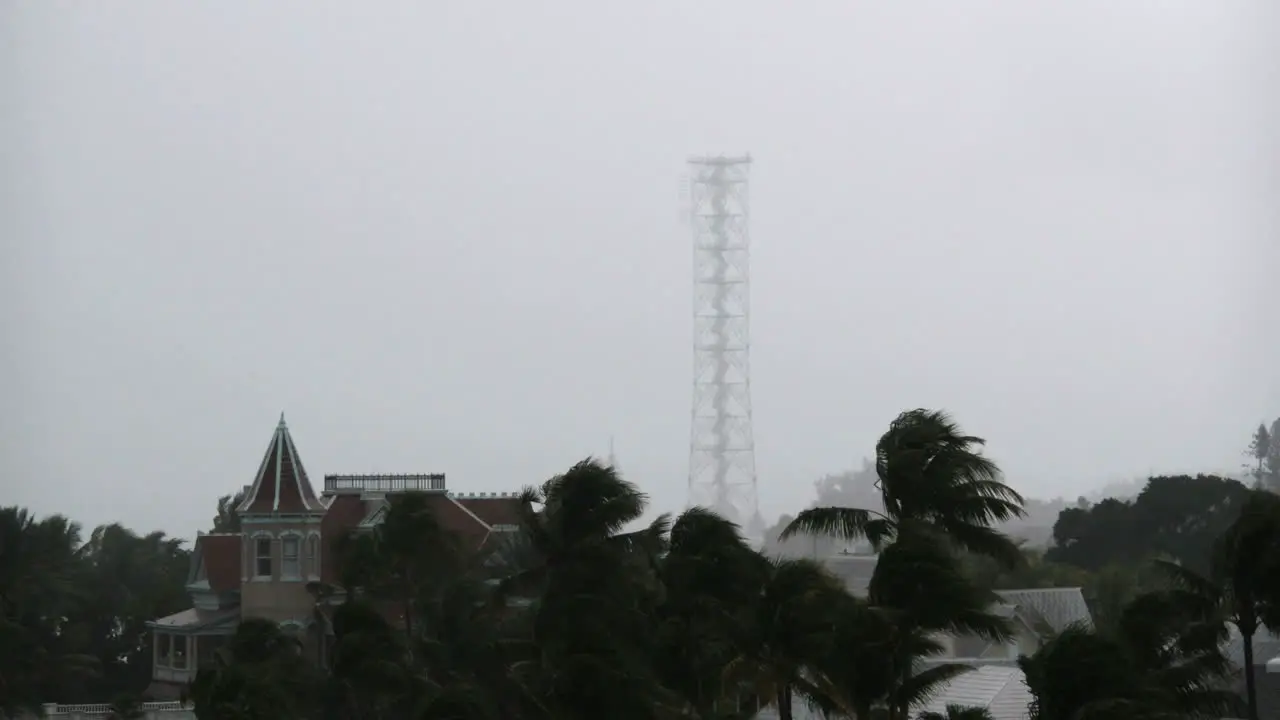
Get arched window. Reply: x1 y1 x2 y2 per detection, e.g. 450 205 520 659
249 532 275 580
280 534 301 580
306 534 320 580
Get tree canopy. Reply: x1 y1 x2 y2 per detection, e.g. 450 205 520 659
8 411 1280 720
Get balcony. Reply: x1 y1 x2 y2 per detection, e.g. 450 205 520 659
323 473 447 495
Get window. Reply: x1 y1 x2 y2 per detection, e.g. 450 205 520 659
255 537 273 578
157 633 171 667
172 635 188 669
306 535 319 578
282 537 300 579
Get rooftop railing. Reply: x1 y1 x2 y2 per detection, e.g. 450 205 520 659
323 473 446 495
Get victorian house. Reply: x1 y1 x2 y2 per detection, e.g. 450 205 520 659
145 415 522 698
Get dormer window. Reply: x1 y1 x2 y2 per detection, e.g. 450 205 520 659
255 537 273 579
282 537 301 579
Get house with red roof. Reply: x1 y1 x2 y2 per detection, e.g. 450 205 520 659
145 415 522 698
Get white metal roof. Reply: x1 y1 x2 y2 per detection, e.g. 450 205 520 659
912 665 1033 720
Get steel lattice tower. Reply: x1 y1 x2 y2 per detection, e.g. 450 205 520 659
686 154 762 538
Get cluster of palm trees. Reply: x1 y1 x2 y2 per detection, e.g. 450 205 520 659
0 511 191 717
188 409 1280 720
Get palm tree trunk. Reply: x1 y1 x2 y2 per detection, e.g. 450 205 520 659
778 682 793 720
1244 631 1259 720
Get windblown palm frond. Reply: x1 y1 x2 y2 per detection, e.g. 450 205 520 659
918 702 995 720
781 410 1026 568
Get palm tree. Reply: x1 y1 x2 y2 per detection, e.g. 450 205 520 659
724 557 850 720
0 508 99 713
1151 490 1280 720
190 618 321 720
781 410 1026 567
324 599 421 720
336 493 466 645
210 492 244 534
816 529 1009 720
74 524 191 699
499 459 676 719
1019 592 1240 720
655 507 772 718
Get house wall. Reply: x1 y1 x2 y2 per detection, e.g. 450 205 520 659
239 518 323 625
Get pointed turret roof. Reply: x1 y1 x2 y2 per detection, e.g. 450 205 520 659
236 414 325 514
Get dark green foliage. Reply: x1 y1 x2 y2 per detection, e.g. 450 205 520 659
190 619 322 720
1047 474 1253 575
17 409 1280 720
210 492 244 534
0 507 189 714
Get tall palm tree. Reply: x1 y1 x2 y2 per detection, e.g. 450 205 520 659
655 507 772 719
781 410 1026 567
724 557 849 720
499 459 675 720
1152 490 1280 720
816 528 1009 720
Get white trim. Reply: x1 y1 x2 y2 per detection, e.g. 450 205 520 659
446 494 492 530
282 425 320 511
273 417 285 512
240 514 322 525
237 427 279 513
359 505 388 528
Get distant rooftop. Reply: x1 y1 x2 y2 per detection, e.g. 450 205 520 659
323 473 446 495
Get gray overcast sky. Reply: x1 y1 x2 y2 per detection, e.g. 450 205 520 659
3 1 1277 540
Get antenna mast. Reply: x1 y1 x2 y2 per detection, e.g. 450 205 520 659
685 154 761 538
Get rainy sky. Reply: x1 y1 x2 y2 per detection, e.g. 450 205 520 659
4 1 1278 538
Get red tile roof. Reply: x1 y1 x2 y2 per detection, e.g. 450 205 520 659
321 494 368 584
455 496 523 526
317 492 521 585
199 534 242 593
237 414 324 515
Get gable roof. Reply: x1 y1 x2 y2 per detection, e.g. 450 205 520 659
996 587 1093 632
148 607 240 633
318 491 518 585
237 414 324 514
912 665 1033 720
320 494 369 584
422 493 497 548
191 534 241 593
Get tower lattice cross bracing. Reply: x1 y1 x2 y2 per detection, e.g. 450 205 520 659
686 154 762 539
